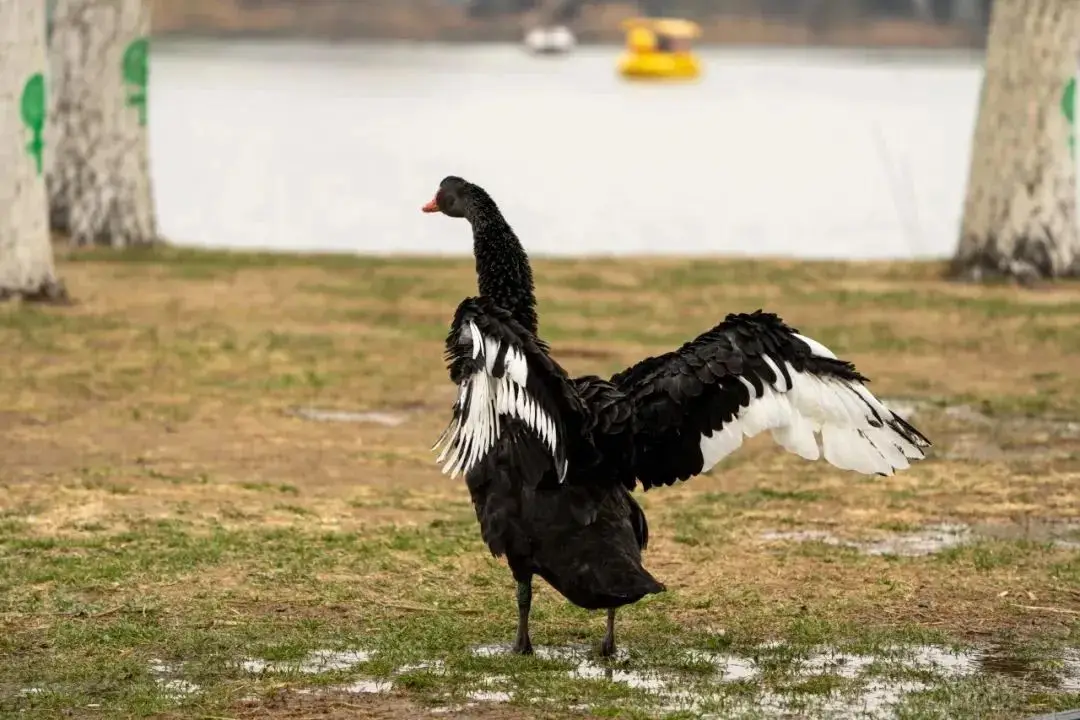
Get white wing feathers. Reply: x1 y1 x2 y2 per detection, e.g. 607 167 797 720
433 321 566 481
792 332 837 360
698 335 929 477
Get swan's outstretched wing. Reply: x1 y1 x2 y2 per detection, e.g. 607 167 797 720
610 310 931 490
433 296 589 486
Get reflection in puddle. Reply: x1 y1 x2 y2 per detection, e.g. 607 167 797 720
979 643 1046 683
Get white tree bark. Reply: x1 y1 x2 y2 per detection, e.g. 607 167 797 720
952 0 1080 283
0 0 67 302
46 0 157 247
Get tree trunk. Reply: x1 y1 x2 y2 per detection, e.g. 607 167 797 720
0 0 68 303
46 0 157 247
951 0 1080 283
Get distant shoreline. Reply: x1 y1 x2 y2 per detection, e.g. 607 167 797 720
150 3 985 51
153 29 984 52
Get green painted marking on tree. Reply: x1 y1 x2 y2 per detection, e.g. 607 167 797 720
122 37 149 125
19 73 46 176
1063 77 1076 159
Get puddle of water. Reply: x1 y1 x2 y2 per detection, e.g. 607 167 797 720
467 690 513 702
801 678 927 719
1056 650 1080 693
861 524 972 556
288 407 407 426
472 642 630 663
898 645 980 677
340 679 394 694
943 406 1080 438
973 518 1080 551
146 639 1080 717
975 643 1066 688
882 398 1080 463
760 524 972 557
685 650 759 681
472 642 698 709
288 652 451 699
761 529 843 546
430 704 471 714
240 649 373 674
761 518 1080 558
398 660 447 675
295 678 395 695
555 643 990 717
471 643 510 659
569 661 668 690
884 398 1080 434
799 649 878 679
149 659 201 700
158 679 200 700
466 642 993 718
475 643 671 693
698 644 984 719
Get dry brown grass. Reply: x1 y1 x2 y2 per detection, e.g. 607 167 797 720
3 247 1080 719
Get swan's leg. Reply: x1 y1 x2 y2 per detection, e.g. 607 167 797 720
600 608 617 658
512 578 534 655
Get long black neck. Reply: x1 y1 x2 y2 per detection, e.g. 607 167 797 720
464 190 538 337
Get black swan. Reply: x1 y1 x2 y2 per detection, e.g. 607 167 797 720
422 175 931 657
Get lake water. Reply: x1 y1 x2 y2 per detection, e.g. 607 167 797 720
150 39 991 260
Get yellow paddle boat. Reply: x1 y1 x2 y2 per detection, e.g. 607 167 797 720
617 17 702 81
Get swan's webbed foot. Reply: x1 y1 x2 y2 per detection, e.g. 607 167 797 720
599 608 617 658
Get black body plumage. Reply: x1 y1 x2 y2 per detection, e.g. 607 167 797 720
425 175 931 656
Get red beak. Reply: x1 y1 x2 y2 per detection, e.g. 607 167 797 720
421 196 439 213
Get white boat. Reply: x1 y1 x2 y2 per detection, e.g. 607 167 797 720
524 25 576 55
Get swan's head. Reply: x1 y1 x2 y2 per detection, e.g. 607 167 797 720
421 176 473 219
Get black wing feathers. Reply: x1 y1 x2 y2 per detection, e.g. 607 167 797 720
570 375 636 490
610 310 929 489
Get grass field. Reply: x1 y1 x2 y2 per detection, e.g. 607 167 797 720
3 246 1080 719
